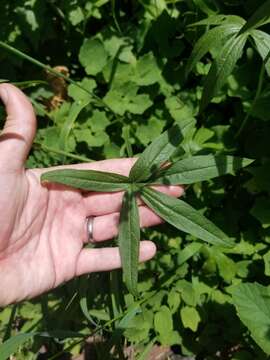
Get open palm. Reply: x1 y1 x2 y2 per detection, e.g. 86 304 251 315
0 84 182 306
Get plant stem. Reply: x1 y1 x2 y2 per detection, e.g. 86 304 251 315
235 61 265 138
0 41 109 111
33 141 93 163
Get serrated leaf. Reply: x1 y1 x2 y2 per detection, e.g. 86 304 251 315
231 282 270 355
240 0 270 34
79 38 108 75
251 29 270 76
118 190 140 295
186 24 241 76
154 155 253 185
180 306 201 332
41 169 130 192
200 33 248 112
141 187 234 247
129 119 194 182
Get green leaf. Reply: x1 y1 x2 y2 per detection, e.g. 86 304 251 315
103 82 152 115
251 197 270 228
133 52 161 86
135 117 165 146
59 99 91 153
154 306 180 345
154 155 253 185
186 24 241 76
141 187 234 247
117 190 140 295
79 38 108 75
251 29 270 76
231 282 270 355
200 33 248 112
240 0 270 33
41 169 130 192
189 15 245 27
129 120 194 182
180 306 201 332
68 78 97 102
177 242 202 266
0 333 34 360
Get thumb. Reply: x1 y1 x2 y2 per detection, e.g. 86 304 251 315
0 83 36 171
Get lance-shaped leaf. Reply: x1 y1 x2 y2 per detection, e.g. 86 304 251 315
141 187 234 248
239 0 270 34
117 190 140 295
153 155 253 185
186 24 242 76
129 119 194 182
41 169 130 192
251 29 270 76
200 33 248 112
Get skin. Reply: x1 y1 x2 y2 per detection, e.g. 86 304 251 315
0 84 183 306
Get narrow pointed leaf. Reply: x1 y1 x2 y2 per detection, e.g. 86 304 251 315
153 155 253 185
129 119 194 182
200 33 248 112
186 24 241 76
41 169 130 192
118 190 140 295
251 29 270 76
239 0 270 34
141 187 233 248
189 15 245 27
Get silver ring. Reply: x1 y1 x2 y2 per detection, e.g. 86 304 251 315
86 216 94 242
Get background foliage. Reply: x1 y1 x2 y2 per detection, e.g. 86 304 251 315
1 0 270 359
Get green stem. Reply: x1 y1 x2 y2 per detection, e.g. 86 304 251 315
235 61 265 138
33 141 93 163
0 41 109 111
3 304 17 342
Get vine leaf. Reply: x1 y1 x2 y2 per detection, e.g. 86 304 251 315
153 155 253 185
117 190 140 296
41 169 130 192
141 187 234 248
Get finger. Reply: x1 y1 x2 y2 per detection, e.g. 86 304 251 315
83 185 184 216
35 158 136 176
89 206 163 243
76 240 156 275
0 83 36 171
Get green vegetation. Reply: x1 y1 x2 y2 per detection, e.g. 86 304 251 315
1 0 270 358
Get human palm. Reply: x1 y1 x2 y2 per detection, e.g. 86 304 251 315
0 84 182 306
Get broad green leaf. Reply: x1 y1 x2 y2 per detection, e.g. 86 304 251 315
167 290 181 314
154 306 180 345
41 169 130 192
200 33 248 112
154 155 253 185
141 187 234 247
79 38 108 75
240 0 270 34
251 29 270 76
186 24 241 76
251 197 270 228
231 282 270 355
68 78 97 102
117 191 140 295
129 119 194 182
190 15 245 27
175 279 197 306
180 306 201 332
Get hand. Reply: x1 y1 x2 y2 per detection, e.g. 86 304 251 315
0 84 183 306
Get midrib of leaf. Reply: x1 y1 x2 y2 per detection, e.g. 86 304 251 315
141 187 233 247
117 191 140 295
200 33 248 112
